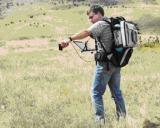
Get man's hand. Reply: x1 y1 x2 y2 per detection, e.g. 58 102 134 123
59 38 71 49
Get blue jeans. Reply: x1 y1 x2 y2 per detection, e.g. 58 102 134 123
91 62 126 120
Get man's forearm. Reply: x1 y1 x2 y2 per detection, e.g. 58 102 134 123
70 30 91 41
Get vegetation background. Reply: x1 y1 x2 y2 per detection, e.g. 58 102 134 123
0 0 160 128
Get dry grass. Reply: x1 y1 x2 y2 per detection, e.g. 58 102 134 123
0 3 160 128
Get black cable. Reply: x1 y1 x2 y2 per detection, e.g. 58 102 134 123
70 42 92 63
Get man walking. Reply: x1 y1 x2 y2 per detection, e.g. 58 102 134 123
60 4 126 124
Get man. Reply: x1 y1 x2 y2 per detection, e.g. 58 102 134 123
60 5 126 124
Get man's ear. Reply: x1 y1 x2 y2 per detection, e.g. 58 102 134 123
86 10 90 16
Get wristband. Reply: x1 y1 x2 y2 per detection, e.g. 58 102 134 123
69 37 73 41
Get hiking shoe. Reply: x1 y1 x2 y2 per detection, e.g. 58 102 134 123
95 116 105 127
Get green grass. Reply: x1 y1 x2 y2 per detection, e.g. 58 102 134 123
0 3 160 128
0 4 160 41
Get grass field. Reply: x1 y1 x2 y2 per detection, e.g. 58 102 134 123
0 3 160 128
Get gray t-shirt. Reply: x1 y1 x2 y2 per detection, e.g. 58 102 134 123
87 18 113 53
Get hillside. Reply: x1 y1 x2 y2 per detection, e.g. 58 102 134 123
0 3 160 41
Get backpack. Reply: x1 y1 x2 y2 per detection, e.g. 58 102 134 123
96 17 139 67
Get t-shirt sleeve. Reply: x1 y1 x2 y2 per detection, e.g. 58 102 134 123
87 21 108 38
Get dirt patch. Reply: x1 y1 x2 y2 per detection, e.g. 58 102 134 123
0 39 51 54
8 39 49 48
14 48 47 53
0 48 8 56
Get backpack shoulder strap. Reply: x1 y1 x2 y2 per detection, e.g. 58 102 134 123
101 17 115 48
102 17 114 35
102 17 111 25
